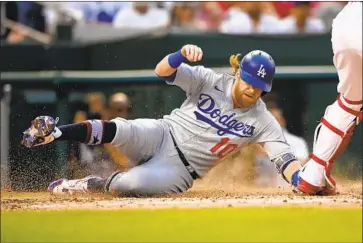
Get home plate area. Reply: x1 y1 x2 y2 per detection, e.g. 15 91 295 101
2 180 362 211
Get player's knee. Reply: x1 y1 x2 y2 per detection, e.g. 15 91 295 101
107 172 148 197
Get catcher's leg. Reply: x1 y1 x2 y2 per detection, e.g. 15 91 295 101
298 50 362 195
298 8 362 195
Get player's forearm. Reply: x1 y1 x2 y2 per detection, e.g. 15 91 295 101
57 120 116 145
155 50 187 78
282 160 302 186
155 55 176 77
270 152 302 186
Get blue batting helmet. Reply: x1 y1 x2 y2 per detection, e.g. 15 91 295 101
239 50 275 92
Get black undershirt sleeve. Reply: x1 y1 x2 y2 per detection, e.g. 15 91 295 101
57 121 117 144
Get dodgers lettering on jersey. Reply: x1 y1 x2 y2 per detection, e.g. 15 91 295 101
163 63 292 177
195 93 255 137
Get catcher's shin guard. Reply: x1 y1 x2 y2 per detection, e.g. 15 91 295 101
299 95 362 195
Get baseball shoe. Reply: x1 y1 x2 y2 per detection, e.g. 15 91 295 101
298 173 338 196
293 165 338 196
48 175 98 195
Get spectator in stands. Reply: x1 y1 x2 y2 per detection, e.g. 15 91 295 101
156 1 174 11
43 2 131 35
95 2 131 23
107 92 132 119
85 92 108 119
219 2 282 34
272 1 294 19
71 2 131 23
216 2 233 13
194 2 225 31
279 2 326 34
113 2 169 29
170 2 199 32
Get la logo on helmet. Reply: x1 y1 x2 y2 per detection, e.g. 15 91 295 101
257 64 267 78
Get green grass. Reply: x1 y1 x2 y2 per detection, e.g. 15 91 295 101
2 207 362 242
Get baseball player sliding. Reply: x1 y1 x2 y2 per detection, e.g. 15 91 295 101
22 45 334 197
298 2 362 195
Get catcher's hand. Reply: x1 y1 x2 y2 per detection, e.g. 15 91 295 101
21 116 61 148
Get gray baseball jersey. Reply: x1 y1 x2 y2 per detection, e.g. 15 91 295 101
163 63 292 177
107 63 294 196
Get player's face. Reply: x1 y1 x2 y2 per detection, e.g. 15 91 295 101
233 74 263 108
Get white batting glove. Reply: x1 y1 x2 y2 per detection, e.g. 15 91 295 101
181 44 203 63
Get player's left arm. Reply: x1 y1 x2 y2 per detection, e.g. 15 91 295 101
254 119 302 186
154 44 203 78
259 141 302 187
154 44 213 95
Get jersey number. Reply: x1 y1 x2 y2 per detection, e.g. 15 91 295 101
210 137 238 159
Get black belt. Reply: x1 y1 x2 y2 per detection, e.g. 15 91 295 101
169 131 199 180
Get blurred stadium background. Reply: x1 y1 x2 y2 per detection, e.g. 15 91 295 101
0 1 361 191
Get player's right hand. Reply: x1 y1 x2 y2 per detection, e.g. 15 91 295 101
21 116 61 148
181 44 203 63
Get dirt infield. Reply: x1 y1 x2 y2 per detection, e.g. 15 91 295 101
2 149 362 211
2 180 362 211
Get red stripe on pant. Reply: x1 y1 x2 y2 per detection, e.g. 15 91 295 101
339 95 363 105
337 95 363 120
309 118 344 167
